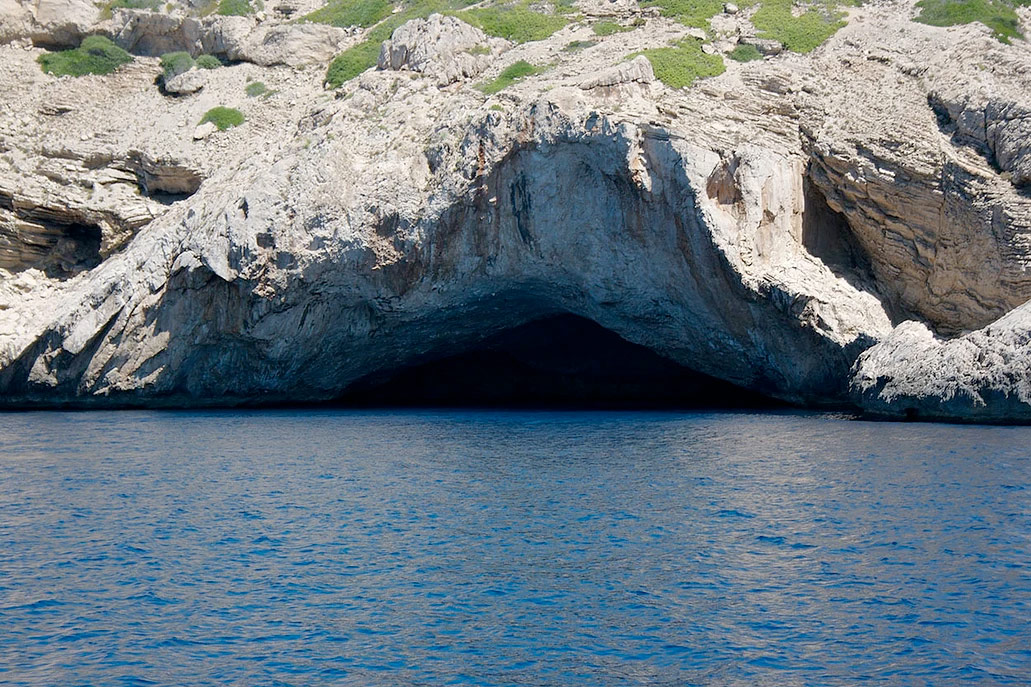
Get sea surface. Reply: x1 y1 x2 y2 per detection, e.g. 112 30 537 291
0 409 1028 686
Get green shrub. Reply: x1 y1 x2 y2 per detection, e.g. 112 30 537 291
217 0 254 15
635 38 724 88
477 59 541 94
460 4 569 43
563 39 597 50
592 20 630 35
37 35 133 77
467 43 492 55
639 0 724 29
325 40 382 87
914 0 1023 42
728 43 763 61
245 81 268 96
160 51 194 79
200 106 245 130
110 0 162 9
302 0 395 27
751 0 846 52
195 54 222 69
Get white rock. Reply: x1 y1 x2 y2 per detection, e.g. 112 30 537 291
192 121 217 140
378 14 501 86
164 69 206 95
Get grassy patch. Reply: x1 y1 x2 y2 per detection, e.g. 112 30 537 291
245 81 269 96
325 39 383 87
914 0 1024 42
200 107 245 130
160 51 194 79
477 59 541 93
728 42 763 61
217 0 255 15
639 0 724 29
459 3 569 42
37 35 133 77
563 39 597 50
635 38 724 88
195 54 222 69
110 0 162 9
301 0 395 27
592 20 631 35
751 0 846 52
467 43 492 55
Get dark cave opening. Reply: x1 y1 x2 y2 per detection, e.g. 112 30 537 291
337 314 784 409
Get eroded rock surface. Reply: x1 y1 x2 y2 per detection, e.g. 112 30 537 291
0 1 1029 421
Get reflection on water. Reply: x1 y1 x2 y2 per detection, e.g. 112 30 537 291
0 410 1029 685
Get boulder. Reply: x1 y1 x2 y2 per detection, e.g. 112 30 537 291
32 0 99 46
378 14 501 86
237 23 351 67
164 68 205 95
579 55 654 90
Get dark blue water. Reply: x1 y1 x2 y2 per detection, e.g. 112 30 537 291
0 410 1028 686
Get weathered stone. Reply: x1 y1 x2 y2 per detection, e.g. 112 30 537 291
0 1 1030 423
739 37 782 56
378 14 501 86
192 121 217 140
164 68 205 94
237 23 351 67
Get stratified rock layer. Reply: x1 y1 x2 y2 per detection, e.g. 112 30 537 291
0 1 1029 421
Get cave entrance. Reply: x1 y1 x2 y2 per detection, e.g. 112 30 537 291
337 314 782 409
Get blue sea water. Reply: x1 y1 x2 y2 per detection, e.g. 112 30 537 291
0 409 1028 686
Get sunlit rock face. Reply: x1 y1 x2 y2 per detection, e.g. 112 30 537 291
0 2 1030 420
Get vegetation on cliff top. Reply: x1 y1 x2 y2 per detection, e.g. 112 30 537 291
639 0 725 29
38 36 133 77
476 59 542 93
752 0 847 53
321 0 568 87
914 0 1028 43
302 0 396 28
592 20 633 35
635 38 725 88
459 3 569 42
217 0 258 15
160 51 195 79
728 43 764 61
200 107 246 130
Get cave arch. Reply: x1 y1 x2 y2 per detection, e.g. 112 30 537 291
336 314 782 409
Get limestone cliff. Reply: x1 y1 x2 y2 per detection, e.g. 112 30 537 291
0 0 1029 420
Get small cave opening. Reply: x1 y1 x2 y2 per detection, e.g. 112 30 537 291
336 314 784 409
801 176 873 282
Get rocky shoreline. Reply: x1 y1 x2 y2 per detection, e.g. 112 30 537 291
1 0 1030 421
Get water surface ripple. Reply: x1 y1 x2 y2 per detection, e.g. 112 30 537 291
0 410 1028 685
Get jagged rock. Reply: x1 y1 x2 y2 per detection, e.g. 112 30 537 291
853 310 1031 422
0 1 1030 422
0 0 98 46
929 89 1031 187
739 37 782 56
164 68 205 94
107 9 253 58
724 3 739 14
125 151 204 195
378 14 500 86
0 0 31 44
33 0 99 46
579 55 654 90
237 23 351 67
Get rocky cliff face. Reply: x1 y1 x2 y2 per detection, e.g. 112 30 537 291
0 0 1029 420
